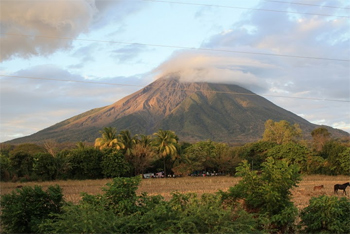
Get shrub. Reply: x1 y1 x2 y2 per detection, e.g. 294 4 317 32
40 203 118 233
0 185 64 233
66 148 104 179
300 195 350 233
221 157 301 232
102 176 141 215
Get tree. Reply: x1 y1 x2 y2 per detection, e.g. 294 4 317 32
262 119 302 145
0 185 64 233
127 143 155 176
267 142 310 173
118 130 137 156
152 129 179 176
221 157 301 232
10 151 34 179
66 148 104 179
95 127 124 150
42 140 59 157
237 141 277 170
181 141 235 174
101 150 130 178
311 127 331 152
33 153 59 180
76 141 87 150
300 196 350 233
10 143 46 157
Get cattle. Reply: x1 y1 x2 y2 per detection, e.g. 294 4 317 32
313 185 324 191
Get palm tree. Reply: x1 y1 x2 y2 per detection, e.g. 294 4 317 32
76 141 86 150
152 129 179 177
118 130 137 156
138 134 152 147
94 127 124 150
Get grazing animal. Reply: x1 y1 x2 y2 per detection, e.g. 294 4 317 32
334 182 350 195
313 185 324 191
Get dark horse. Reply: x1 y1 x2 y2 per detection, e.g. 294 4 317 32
334 182 350 195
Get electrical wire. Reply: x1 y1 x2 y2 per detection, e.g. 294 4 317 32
2 33 349 62
263 0 350 10
141 0 350 18
1 74 349 103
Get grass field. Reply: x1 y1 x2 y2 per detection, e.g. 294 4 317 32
1 175 349 210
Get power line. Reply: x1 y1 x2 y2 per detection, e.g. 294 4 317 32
142 0 350 18
1 74 349 103
2 33 349 62
0 74 144 88
263 0 350 10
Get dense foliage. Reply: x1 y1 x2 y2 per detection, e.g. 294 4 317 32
0 120 349 182
0 185 64 233
220 157 301 233
2 167 348 233
300 195 350 233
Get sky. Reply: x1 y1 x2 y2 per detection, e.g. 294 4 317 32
0 0 349 142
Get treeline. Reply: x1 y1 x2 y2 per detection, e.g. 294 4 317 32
1 120 349 182
1 158 349 233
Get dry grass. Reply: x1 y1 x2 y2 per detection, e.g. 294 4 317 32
1 175 349 210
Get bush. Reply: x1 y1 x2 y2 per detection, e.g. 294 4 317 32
66 148 104 179
40 177 260 233
300 195 350 233
220 157 301 232
0 185 64 233
40 203 118 233
101 176 141 215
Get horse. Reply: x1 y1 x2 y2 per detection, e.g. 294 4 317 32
334 182 350 195
313 185 324 191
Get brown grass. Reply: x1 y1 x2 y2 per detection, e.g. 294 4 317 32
1 175 349 210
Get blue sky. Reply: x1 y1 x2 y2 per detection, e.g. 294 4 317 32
1 0 349 142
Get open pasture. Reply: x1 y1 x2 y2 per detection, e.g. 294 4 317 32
1 175 349 210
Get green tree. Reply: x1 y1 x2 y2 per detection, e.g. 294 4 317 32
300 195 350 233
237 141 277 170
66 148 104 179
337 147 350 175
0 185 64 233
267 142 310 173
0 152 12 181
221 157 301 232
10 151 34 179
321 141 347 175
33 153 59 180
76 141 87 150
262 119 302 144
95 127 124 150
100 150 130 178
118 130 137 156
152 129 179 177
138 134 152 147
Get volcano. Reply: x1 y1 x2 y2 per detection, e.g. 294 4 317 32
6 76 348 144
